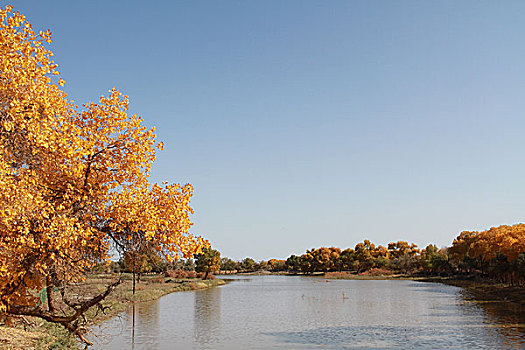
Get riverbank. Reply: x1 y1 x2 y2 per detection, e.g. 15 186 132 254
0 274 226 350
323 271 525 305
415 276 525 306
323 271 409 280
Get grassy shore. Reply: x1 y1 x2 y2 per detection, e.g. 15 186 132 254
0 274 226 350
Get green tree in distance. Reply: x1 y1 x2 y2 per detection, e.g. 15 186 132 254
195 247 221 279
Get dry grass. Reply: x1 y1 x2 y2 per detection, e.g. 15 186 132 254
0 326 44 350
358 268 394 276
324 271 402 280
80 274 225 325
1 274 226 349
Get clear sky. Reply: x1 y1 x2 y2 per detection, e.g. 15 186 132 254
8 0 525 260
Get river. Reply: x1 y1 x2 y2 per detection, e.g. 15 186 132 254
91 275 525 349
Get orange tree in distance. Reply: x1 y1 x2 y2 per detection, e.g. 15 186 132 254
0 6 208 344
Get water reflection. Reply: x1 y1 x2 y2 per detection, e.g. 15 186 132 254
459 290 525 344
128 299 160 349
131 303 135 350
194 287 222 348
413 281 525 344
93 276 525 349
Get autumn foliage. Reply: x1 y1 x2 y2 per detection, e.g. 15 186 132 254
284 241 426 275
279 225 525 285
0 5 207 342
448 224 525 284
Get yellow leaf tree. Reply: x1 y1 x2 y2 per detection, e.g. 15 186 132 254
0 6 207 344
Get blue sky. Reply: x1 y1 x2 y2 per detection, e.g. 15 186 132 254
9 0 525 260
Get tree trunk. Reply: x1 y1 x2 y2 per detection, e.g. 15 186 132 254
132 232 136 294
132 269 136 294
46 276 56 313
9 279 121 347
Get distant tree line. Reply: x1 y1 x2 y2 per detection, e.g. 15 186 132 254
98 224 525 285
283 241 446 275
218 224 525 285
281 224 525 285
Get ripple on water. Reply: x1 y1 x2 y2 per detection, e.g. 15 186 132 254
91 276 525 350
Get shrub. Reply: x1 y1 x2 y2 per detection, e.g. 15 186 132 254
358 268 394 276
151 277 164 284
324 271 353 279
164 269 198 279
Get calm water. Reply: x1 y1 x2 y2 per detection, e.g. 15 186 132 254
91 276 525 349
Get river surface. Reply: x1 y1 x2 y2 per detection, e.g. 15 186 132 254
91 275 525 349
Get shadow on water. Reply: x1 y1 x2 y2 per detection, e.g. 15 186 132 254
458 292 525 342
264 324 524 350
410 281 525 337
